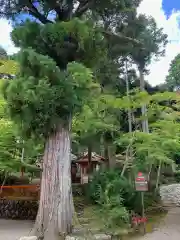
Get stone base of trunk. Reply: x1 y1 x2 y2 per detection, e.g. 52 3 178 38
0 199 38 220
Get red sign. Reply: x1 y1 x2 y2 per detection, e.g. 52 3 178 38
136 172 145 181
132 216 147 224
135 172 148 192
136 177 145 181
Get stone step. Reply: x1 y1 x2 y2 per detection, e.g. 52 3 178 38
66 233 111 240
72 226 102 236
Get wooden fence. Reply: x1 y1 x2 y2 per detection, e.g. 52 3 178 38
0 185 40 200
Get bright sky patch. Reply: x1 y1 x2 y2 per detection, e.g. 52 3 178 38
162 0 180 17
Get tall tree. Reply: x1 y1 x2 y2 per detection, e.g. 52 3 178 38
0 1 144 239
166 54 180 91
116 14 168 132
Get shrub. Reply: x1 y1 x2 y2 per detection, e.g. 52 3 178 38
88 169 135 206
174 172 180 183
97 182 130 234
87 169 161 215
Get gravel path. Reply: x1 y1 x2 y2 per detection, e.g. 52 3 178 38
0 219 33 240
134 207 180 239
133 184 180 240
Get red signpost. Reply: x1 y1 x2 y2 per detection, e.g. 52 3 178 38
135 172 148 234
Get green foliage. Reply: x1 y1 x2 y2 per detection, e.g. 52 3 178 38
72 96 119 147
11 19 105 69
0 118 21 171
88 169 130 232
166 54 180 90
0 93 20 171
174 172 180 183
88 169 140 210
0 97 6 118
116 14 168 70
0 117 42 173
88 168 161 229
84 90 180 223
93 56 124 93
2 18 106 138
0 80 43 173
98 183 130 233
116 104 180 171
3 48 99 138
0 59 18 75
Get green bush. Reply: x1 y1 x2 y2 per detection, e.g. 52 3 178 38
88 169 135 207
98 182 130 233
85 169 131 231
174 172 180 182
87 169 160 215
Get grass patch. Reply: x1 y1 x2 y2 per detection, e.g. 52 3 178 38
73 196 167 239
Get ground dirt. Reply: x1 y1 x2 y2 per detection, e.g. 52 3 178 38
1 205 180 239
0 219 33 240
1 208 180 240
133 207 180 240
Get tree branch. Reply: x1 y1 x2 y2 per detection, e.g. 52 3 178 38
74 0 94 17
45 0 74 21
21 162 42 171
27 0 53 24
0 172 8 194
121 124 140 177
20 144 41 171
102 30 143 47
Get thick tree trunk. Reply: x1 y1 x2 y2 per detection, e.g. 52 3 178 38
139 68 149 133
33 124 73 240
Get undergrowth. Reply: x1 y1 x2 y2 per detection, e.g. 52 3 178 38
86 168 161 235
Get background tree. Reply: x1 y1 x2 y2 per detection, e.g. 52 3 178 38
86 90 180 233
0 46 7 59
115 90 180 179
166 54 180 91
117 14 168 132
72 95 119 168
0 59 42 180
0 98 21 172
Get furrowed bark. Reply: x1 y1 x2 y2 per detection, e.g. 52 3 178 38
33 124 73 240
